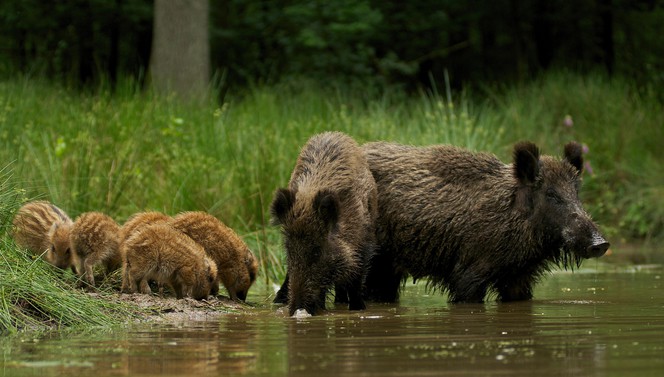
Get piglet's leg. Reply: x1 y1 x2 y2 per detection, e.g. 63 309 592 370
82 256 99 287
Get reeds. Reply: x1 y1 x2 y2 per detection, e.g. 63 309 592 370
0 169 136 333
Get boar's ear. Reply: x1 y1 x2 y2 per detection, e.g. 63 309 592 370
513 141 540 186
270 188 295 225
563 141 584 175
314 189 339 231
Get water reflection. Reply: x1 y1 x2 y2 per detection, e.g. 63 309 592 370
1 270 663 376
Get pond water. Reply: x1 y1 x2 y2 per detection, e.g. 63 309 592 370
2 266 663 377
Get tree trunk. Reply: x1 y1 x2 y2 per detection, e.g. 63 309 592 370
150 0 210 99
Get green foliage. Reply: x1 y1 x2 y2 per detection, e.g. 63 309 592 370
0 165 136 333
2 0 662 90
280 0 382 77
1 72 662 289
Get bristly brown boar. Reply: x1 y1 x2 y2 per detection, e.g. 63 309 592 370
169 211 257 301
271 131 378 316
363 140 609 303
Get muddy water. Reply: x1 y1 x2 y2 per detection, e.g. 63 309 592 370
2 267 664 377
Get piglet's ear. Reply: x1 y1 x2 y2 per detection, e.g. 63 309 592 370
314 189 339 231
270 188 295 225
563 141 584 175
513 141 540 185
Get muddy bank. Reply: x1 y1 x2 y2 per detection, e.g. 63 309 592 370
87 292 250 324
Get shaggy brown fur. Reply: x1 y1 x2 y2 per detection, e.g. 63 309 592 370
11 200 75 271
169 211 257 301
118 211 172 292
119 211 171 245
121 224 217 300
363 141 609 303
270 131 378 315
69 212 122 287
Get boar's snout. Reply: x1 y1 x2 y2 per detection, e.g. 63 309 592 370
586 235 610 258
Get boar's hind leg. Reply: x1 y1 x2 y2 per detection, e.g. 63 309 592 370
363 250 402 303
273 274 289 304
448 272 489 303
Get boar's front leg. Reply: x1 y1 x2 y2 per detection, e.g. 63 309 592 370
448 269 489 303
346 277 366 311
334 284 349 304
273 273 289 304
495 275 535 302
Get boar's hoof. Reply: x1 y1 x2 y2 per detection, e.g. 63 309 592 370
292 309 312 319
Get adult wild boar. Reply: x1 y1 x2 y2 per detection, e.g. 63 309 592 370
271 131 378 316
363 141 609 303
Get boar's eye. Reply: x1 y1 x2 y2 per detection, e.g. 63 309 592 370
546 189 564 204
65 248 70 256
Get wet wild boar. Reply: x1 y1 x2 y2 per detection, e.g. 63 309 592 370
363 140 609 303
271 131 378 316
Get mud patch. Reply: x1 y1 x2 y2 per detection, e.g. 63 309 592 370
87 292 247 323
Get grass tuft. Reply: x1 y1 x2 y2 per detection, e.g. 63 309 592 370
0 166 137 333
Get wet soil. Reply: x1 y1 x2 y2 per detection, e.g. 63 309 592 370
88 291 248 323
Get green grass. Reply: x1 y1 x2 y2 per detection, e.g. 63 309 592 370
0 71 662 330
0 168 138 334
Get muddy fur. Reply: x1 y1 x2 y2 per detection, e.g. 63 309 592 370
11 200 75 271
121 224 217 300
363 141 609 303
271 131 378 315
169 211 257 301
70 212 122 287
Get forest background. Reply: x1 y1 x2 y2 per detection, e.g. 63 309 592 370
1 0 662 291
